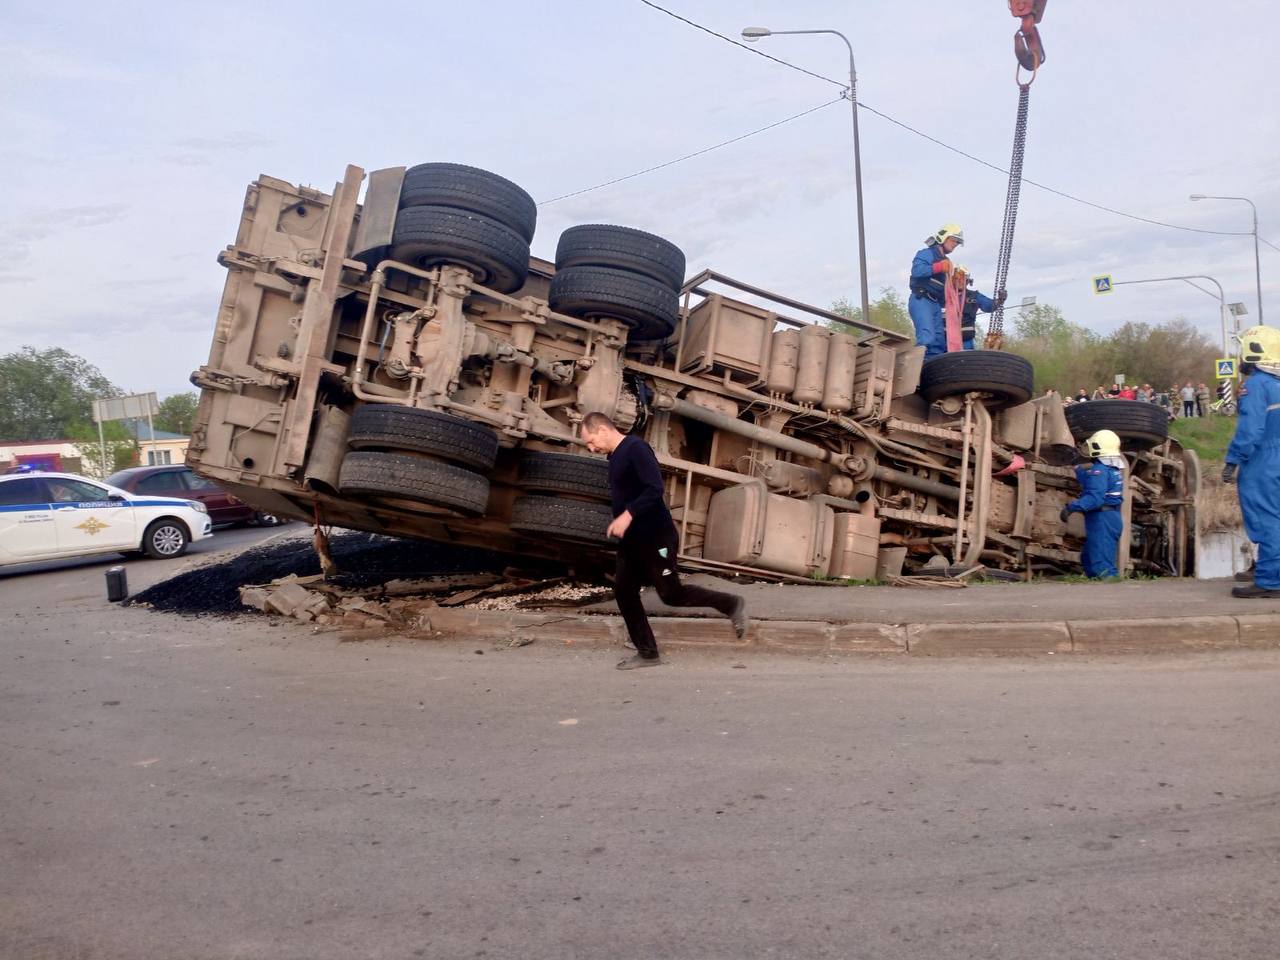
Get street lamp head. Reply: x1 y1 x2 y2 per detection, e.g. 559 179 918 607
1189 194 1206 201
741 26 772 42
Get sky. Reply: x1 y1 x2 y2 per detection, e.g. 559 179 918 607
2 0 1278 401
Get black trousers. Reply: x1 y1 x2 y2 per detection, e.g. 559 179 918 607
613 522 738 658
1183 400 1196 417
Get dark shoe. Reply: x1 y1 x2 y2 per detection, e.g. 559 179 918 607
1232 584 1280 599
728 596 749 639
1235 564 1256 582
616 654 663 670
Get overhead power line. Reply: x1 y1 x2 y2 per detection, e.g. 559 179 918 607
1262 237 1280 255
636 0 844 89
635 0 1256 240
538 97 844 206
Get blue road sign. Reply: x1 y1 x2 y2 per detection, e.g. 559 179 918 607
1216 358 1236 379
1093 275 1113 294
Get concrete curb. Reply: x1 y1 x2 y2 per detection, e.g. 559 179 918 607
427 607 1280 657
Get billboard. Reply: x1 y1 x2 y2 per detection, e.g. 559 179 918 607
92 393 159 424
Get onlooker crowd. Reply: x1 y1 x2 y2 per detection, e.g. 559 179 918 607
1052 380 1222 417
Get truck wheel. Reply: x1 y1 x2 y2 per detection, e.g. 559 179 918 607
389 205 529 293
555 224 686 291
399 163 537 243
1064 399 1169 446
919 350 1034 410
338 451 490 516
348 405 499 471
142 519 190 559
510 495 613 546
549 266 678 342
517 450 611 502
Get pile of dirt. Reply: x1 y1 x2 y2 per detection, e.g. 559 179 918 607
128 532 556 616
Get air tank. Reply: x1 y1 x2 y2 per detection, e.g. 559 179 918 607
793 325 831 405
822 332 858 412
765 329 800 396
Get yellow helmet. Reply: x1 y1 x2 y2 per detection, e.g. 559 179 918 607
1238 325 1280 366
929 223 965 246
1086 429 1121 458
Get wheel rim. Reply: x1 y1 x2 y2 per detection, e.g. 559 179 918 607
152 525 184 555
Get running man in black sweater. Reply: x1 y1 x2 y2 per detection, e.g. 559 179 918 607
582 412 748 669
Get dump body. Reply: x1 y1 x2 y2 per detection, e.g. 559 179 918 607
189 164 1199 581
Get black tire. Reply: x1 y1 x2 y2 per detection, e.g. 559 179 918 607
389 205 529 293
510 495 613 546
919 350 1034 409
141 518 190 559
338 451 489 516
548 266 679 341
1064 399 1170 446
347 405 499 471
253 512 287 527
555 224 686 291
517 450 611 501
399 163 537 243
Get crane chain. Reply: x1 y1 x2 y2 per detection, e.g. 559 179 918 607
986 83 1031 347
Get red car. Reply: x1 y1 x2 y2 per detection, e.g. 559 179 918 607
107 466 287 528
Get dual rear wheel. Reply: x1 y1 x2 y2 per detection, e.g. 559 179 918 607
337 407 615 545
338 406 497 516
388 163 535 294
550 225 685 342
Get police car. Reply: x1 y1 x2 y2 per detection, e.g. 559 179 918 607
0 470 213 567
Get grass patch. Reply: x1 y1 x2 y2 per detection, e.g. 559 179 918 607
1169 416 1236 465
1168 416 1244 532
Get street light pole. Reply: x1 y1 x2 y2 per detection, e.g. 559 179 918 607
1109 274 1229 354
1190 194 1264 324
742 26 870 325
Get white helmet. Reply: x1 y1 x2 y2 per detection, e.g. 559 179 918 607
1085 429 1121 458
929 223 965 247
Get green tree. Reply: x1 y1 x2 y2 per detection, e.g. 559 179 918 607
66 419 136 479
1002 304 1221 397
1098 318 1217 390
0 347 120 440
1005 305 1107 394
1013 303 1071 340
830 287 914 337
155 391 199 435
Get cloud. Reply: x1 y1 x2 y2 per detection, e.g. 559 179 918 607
3 203 131 244
162 131 276 167
0 203 131 281
0 44 128 84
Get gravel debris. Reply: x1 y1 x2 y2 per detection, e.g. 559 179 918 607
471 582 612 610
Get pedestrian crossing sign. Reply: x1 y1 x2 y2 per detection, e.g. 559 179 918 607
1216 358 1236 379
1093 275 1113 294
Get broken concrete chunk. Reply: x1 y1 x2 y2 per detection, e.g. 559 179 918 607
263 582 314 617
239 586 270 612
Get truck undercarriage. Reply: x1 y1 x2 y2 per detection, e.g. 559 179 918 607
188 162 1199 583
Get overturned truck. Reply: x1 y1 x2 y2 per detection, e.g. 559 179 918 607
188 162 1200 581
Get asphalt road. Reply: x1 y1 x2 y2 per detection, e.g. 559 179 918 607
2 543 1278 959
0 520 288 587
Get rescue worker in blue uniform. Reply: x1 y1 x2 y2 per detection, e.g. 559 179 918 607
954 265 995 351
1060 429 1126 578
1222 325 1280 599
908 225 1003 358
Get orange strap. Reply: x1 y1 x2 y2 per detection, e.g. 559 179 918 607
943 272 964 353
